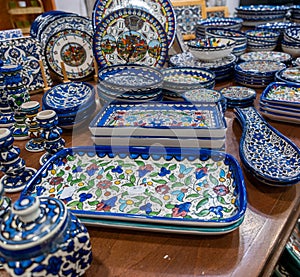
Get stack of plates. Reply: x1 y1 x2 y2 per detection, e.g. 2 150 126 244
161 67 215 99
290 5 300 23
97 64 163 105
182 88 227 113
195 17 243 38
169 52 237 82
239 51 292 65
89 101 227 149
220 86 256 108
235 5 289 27
259 81 300 124
245 30 280 52
23 145 247 235
275 66 300 85
205 27 247 57
42 82 96 129
234 60 286 88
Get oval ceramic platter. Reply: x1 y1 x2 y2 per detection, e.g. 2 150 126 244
92 0 176 47
93 8 168 68
239 51 292 64
234 106 300 186
22 146 247 227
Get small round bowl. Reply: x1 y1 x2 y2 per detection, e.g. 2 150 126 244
205 27 247 44
187 38 236 61
284 26 300 43
246 30 280 43
281 40 300 58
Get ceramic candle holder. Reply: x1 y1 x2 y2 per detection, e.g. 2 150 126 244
0 64 30 140
0 195 92 276
37 110 65 165
0 128 36 193
21 101 44 152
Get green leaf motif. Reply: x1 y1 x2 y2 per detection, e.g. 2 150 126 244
133 196 146 201
217 195 228 205
104 165 115 172
67 201 80 207
122 163 135 168
135 160 145 166
67 155 75 161
184 175 192 186
98 161 111 167
77 202 83 210
149 172 158 177
130 174 136 184
77 186 90 192
186 193 200 199
56 183 63 192
122 183 135 187
165 203 175 209
223 207 233 213
106 172 113 181
127 208 140 214
150 196 163 206
119 174 125 179
95 188 102 198
209 174 218 186
168 164 177 171
203 190 212 198
88 200 99 206
148 211 161 216
153 179 167 185
169 173 176 182
67 173 73 182
196 198 209 210
110 185 120 192
57 170 65 177
88 179 95 187
80 173 87 181
195 209 210 217
172 182 184 188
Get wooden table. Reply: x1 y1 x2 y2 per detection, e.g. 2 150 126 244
1 79 299 277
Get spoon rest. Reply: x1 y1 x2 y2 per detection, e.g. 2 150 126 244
234 106 300 186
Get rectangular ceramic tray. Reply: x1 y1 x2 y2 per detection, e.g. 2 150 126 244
89 102 227 138
91 135 225 149
23 146 247 227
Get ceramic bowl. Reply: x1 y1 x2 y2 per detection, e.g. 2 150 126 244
246 30 280 43
239 51 292 64
281 40 300 58
187 38 236 61
284 26 300 43
98 64 163 94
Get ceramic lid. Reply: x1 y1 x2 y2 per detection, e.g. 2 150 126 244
0 196 67 252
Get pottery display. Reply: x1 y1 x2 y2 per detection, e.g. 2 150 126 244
0 195 92 276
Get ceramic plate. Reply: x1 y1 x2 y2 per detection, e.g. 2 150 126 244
235 106 300 185
235 60 286 76
92 0 176 46
220 86 256 102
80 215 245 235
278 67 300 84
93 8 168 68
23 146 247 227
260 82 300 107
259 108 300 125
239 51 292 63
89 102 227 138
0 37 52 93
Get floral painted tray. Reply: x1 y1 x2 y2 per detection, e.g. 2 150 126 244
89 102 227 138
23 146 247 227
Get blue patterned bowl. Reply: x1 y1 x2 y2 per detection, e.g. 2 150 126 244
0 195 92 276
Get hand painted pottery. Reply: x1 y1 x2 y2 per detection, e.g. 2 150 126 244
276 67 300 85
21 101 44 152
36 110 65 165
0 182 11 218
187 38 236 61
281 40 300 58
161 67 216 95
0 128 36 193
239 51 292 64
92 0 176 47
234 106 300 186
0 195 92 277
93 7 168 68
22 145 247 227
98 64 163 94
0 29 22 40
220 86 256 108
89 102 227 138
284 26 300 43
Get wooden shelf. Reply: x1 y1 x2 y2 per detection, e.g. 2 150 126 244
8 7 44 15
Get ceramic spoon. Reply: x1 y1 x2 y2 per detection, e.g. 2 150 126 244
234 106 300 186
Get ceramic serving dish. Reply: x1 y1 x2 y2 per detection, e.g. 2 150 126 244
89 102 227 138
188 38 236 61
98 64 163 94
260 82 300 107
259 107 300 125
276 67 300 84
235 106 300 186
220 86 256 108
239 51 292 64
22 145 247 227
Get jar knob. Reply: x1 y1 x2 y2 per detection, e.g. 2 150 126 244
12 196 40 223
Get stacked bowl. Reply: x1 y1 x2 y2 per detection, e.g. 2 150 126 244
234 60 286 88
97 64 163 105
42 82 96 129
169 52 237 82
161 67 215 99
245 30 280 52
290 5 300 23
235 5 289 27
239 51 292 65
205 27 247 57
282 26 300 58
195 17 243 38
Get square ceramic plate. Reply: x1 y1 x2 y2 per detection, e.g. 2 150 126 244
89 102 227 138
22 146 247 227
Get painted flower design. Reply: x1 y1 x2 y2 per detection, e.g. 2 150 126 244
79 193 93 202
209 205 224 217
158 167 170 177
172 202 191 217
96 196 117 211
213 185 229 196
112 165 123 174
195 167 208 180
138 164 154 177
86 163 98 176
140 203 152 214
155 184 170 194
97 180 112 189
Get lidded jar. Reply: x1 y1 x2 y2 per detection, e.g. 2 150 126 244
0 195 92 276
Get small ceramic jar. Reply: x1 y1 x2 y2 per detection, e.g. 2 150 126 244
0 195 92 276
